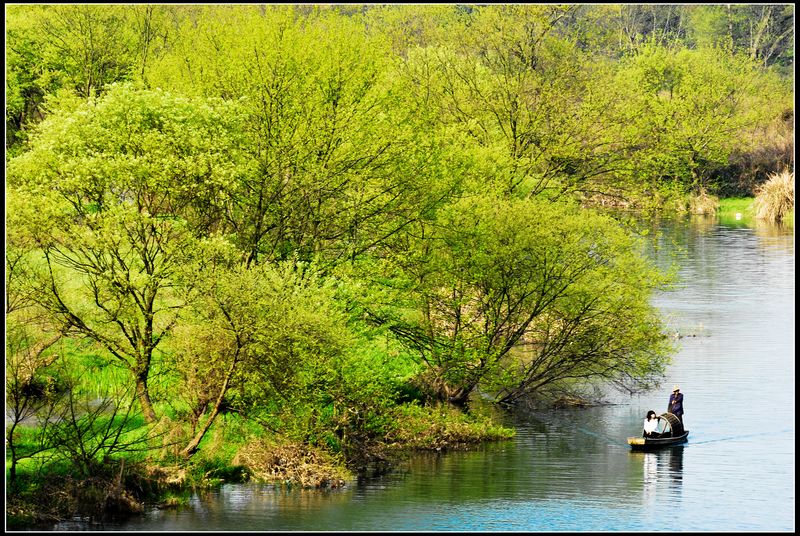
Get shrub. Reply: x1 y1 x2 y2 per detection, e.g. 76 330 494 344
385 403 514 451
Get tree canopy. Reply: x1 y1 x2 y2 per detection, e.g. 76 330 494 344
5 4 792 479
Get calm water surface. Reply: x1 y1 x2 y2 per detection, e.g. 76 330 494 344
84 218 797 532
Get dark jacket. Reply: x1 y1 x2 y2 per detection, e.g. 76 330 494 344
668 392 684 416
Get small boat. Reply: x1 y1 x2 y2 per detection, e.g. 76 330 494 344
627 412 689 451
628 430 689 450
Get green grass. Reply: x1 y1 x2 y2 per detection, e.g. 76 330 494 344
717 197 756 227
716 196 794 229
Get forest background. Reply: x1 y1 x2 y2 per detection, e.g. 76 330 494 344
4 3 794 526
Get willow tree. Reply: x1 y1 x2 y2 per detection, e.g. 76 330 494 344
145 5 462 269
6 83 244 422
373 194 673 406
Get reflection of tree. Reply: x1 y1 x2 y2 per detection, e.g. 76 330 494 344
192 483 357 521
687 214 719 235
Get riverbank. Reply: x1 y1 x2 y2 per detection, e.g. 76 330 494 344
6 402 515 530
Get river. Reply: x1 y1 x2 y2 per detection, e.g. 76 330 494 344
66 216 797 532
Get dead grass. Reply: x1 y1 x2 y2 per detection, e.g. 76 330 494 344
233 440 352 489
754 169 795 223
688 187 720 215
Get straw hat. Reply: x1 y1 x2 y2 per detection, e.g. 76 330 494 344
673 385 680 392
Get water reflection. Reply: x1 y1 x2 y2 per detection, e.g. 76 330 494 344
753 220 795 251
642 452 658 505
667 446 684 488
637 446 684 508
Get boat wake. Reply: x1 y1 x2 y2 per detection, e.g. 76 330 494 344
687 428 793 446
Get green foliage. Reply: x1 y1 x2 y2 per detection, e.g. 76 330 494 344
5 4 178 151
374 194 673 405
5 7 792 520
386 403 515 450
7 4 791 213
612 41 790 202
7 83 246 422
685 5 794 70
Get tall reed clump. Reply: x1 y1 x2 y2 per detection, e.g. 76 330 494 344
753 169 795 223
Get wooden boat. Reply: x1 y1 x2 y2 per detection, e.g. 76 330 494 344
627 430 689 450
627 412 688 451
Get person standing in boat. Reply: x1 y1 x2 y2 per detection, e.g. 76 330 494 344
643 410 661 438
668 385 684 422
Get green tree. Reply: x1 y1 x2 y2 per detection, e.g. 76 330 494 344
372 195 672 406
361 4 464 55
145 5 462 268
612 41 789 204
5 4 180 153
170 253 369 455
6 84 243 422
391 5 635 205
685 4 794 70
6 188 73 488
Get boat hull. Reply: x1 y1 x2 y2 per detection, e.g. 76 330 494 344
627 431 689 451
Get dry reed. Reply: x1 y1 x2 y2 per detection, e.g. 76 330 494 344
753 169 795 223
689 187 720 215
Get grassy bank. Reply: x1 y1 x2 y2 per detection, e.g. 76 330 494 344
717 196 794 229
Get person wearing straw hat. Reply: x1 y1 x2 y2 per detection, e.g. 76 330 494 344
668 385 684 422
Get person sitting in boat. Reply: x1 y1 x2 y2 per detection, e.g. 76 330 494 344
643 410 662 438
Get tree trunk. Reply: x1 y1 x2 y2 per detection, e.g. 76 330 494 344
180 404 222 458
180 358 238 458
7 427 18 488
448 391 471 408
135 374 157 423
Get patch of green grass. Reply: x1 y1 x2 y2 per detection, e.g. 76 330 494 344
718 197 754 213
717 196 794 229
717 197 756 227
58 339 132 396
